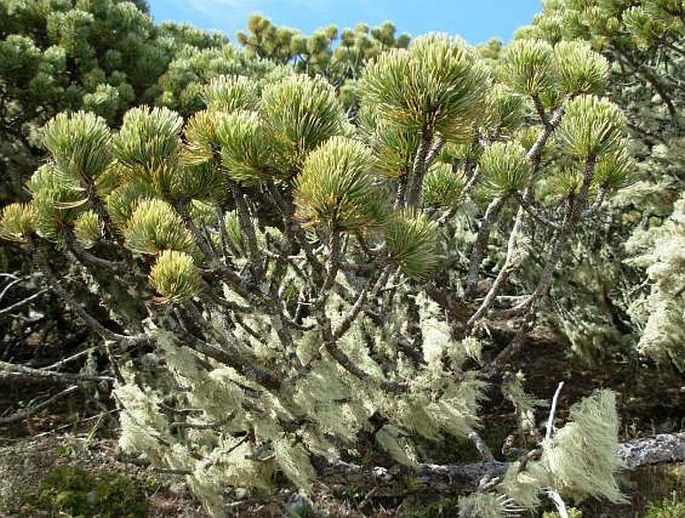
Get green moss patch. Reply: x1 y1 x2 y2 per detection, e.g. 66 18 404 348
26 465 152 517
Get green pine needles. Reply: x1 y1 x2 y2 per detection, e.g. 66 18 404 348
0 10 641 515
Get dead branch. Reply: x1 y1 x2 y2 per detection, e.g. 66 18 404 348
316 432 685 495
0 385 79 425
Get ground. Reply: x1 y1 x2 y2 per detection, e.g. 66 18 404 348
1 325 684 517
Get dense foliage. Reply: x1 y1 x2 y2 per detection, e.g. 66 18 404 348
1 1 684 516
517 0 685 365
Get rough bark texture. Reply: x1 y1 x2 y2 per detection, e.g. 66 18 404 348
317 459 508 495
317 432 685 495
617 432 685 470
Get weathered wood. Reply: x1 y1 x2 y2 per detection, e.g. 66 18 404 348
617 432 685 469
0 360 115 384
316 432 685 495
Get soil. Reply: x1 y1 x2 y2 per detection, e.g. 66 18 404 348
0 434 205 517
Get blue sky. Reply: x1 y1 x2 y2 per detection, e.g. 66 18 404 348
149 0 542 45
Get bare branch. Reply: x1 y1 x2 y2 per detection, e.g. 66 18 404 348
315 432 685 495
0 385 79 425
0 289 48 316
0 361 114 384
30 240 149 348
465 196 506 296
545 381 565 441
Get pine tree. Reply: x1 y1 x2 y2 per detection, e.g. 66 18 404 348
512 0 685 363
0 0 235 390
0 0 228 205
0 22 639 513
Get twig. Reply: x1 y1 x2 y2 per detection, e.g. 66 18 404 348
0 360 115 384
0 385 79 425
0 289 48 316
43 347 97 371
0 272 41 302
545 381 564 441
466 426 495 461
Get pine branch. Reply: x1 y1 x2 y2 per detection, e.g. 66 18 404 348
174 199 219 262
435 139 482 226
230 182 265 281
514 154 598 314
82 176 126 246
424 135 445 169
512 191 560 230
581 184 609 219
465 196 507 296
405 128 434 207
178 322 281 391
532 95 549 127
265 181 324 281
463 203 526 336
462 104 566 335
30 239 149 348
61 226 123 270
394 167 410 210
214 204 232 265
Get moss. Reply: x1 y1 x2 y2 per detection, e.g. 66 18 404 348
543 508 583 518
415 421 514 465
665 465 685 496
644 499 685 518
26 465 150 517
641 465 685 517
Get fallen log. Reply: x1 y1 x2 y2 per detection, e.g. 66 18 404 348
617 432 685 469
317 432 685 495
